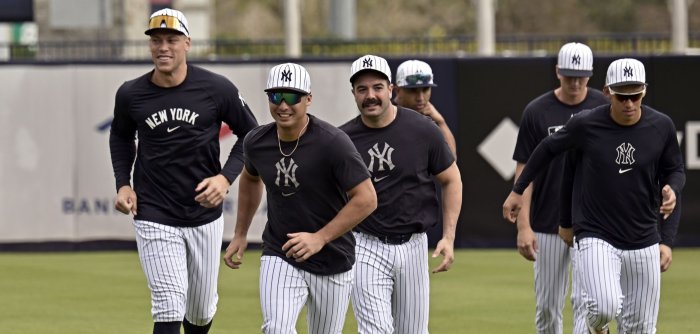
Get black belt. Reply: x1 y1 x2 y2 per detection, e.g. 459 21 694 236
374 233 413 245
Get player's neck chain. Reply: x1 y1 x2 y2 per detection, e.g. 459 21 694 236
278 115 310 157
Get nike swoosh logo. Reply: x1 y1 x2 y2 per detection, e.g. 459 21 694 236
281 192 296 197
167 126 180 133
619 168 633 174
373 176 389 182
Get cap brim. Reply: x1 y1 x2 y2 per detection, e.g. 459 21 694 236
264 87 310 94
145 28 186 36
608 81 647 88
558 68 593 77
350 69 390 84
399 83 438 88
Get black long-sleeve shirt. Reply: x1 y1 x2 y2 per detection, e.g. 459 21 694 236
514 104 685 250
109 65 258 227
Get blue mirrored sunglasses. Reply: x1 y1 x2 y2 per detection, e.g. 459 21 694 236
267 92 305 106
404 73 432 85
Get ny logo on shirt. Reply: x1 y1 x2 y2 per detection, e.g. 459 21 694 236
547 125 564 136
615 142 636 165
367 142 395 172
275 157 299 188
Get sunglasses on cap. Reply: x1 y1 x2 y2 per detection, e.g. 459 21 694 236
404 73 432 85
148 15 189 35
267 91 306 106
610 89 646 103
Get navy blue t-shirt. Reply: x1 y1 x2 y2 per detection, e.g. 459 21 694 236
243 114 370 275
340 107 454 237
514 104 685 250
110 65 259 227
513 89 608 234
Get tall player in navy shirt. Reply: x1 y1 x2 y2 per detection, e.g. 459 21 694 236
512 42 608 334
503 58 684 334
223 63 376 334
109 9 258 334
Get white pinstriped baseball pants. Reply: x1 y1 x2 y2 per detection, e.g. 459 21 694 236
259 255 354 334
351 231 430 334
133 217 224 325
576 237 660 334
533 232 585 334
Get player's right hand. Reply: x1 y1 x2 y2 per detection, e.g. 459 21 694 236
115 185 137 215
659 185 676 219
223 236 247 269
558 226 574 248
502 191 522 223
517 227 538 261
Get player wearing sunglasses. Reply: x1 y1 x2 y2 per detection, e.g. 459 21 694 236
511 42 609 334
224 63 377 334
394 60 457 157
504 58 684 334
110 8 259 334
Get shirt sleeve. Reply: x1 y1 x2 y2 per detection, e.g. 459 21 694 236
513 114 582 194
558 150 577 229
513 104 541 163
109 83 137 192
658 118 685 247
329 131 371 192
220 85 259 184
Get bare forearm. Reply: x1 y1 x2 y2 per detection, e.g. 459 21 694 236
437 164 462 241
233 177 263 237
317 180 376 243
438 123 457 159
514 163 533 230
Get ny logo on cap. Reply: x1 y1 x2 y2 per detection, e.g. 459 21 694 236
281 69 292 82
623 66 633 77
571 55 581 65
362 57 373 68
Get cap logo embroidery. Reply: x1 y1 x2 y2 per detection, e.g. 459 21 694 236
362 58 373 68
623 66 633 77
571 55 581 65
281 69 292 82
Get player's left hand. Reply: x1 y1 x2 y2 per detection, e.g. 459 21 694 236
502 191 523 223
659 185 676 220
431 238 455 273
283 232 325 262
659 243 673 272
195 174 230 208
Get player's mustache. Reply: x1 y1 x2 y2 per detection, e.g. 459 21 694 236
362 98 381 108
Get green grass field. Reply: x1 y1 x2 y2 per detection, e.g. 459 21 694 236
1 249 698 333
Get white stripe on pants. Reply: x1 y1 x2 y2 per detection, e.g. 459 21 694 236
133 217 224 325
576 237 660 333
351 232 429 334
259 255 353 334
533 232 585 334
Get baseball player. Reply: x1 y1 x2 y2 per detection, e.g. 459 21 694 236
223 63 377 334
394 59 457 157
512 42 608 334
109 8 258 334
340 55 463 334
503 58 685 334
